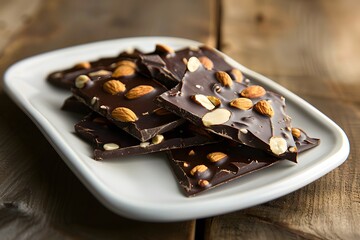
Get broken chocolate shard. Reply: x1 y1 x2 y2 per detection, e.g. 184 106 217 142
75 113 217 160
47 49 142 89
156 64 298 161
138 46 235 88
72 68 184 142
167 129 319 196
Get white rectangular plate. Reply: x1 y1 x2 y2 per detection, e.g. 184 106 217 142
4 37 349 221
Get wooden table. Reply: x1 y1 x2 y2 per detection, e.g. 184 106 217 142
1 0 359 239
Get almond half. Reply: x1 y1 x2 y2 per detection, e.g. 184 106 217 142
202 108 231 127
192 94 216 110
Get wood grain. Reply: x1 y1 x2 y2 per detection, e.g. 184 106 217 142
207 0 360 239
0 0 216 239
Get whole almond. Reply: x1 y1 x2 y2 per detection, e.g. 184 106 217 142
89 70 112 77
199 56 214 70
241 85 266 98
207 152 227 162
74 61 91 69
190 165 208 176
254 100 274 117
230 98 253 110
187 57 201 72
155 43 175 54
103 80 126 95
125 85 155 99
231 69 243 83
116 60 136 68
291 128 301 139
112 65 135 78
111 107 138 122
215 71 233 87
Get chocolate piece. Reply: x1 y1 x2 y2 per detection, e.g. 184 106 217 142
138 46 235 88
75 113 217 160
72 69 184 141
156 64 298 161
47 49 142 89
61 96 91 114
167 142 280 196
167 130 319 196
293 128 320 152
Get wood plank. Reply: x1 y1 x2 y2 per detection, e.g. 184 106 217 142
0 0 216 238
208 0 360 239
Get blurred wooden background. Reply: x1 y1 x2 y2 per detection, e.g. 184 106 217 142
0 0 359 239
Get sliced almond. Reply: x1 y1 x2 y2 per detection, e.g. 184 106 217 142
187 57 201 72
207 96 221 107
240 85 266 98
74 61 91 69
207 152 227 162
230 98 253 110
190 165 208 176
215 71 233 87
231 69 243 83
199 56 214 70
111 107 138 122
269 136 287 155
89 70 112 77
202 108 231 127
254 100 274 117
155 43 175 54
112 65 135 78
103 80 126 95
75 75 90 88
192 94 216 110
291 128 301 139
125 85 155 99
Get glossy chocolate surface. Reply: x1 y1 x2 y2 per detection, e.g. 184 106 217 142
72 71 184 141
167 130 319 196
47 49 142 89
157 65 298 161
139 46 234 88
75 113 217 160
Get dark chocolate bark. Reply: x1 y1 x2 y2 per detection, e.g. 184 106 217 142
47 49 142 89
167 131 319 196
138 46 235 88
75 113 217 160
72 70 184 142
156 64 298 161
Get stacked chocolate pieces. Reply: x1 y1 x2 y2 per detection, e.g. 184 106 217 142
47 44 319 196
